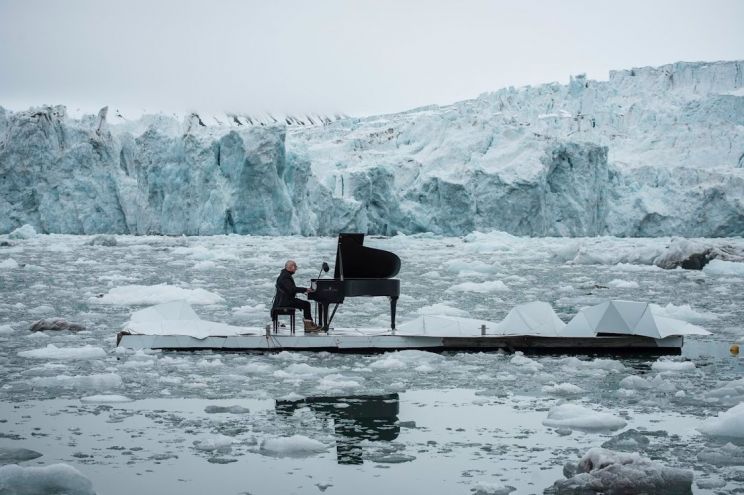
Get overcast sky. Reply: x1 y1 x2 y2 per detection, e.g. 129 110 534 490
1 0 743 117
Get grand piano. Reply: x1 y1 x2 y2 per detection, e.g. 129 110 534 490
308 233 401 331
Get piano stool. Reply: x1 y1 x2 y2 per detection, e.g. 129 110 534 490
271 307 296 334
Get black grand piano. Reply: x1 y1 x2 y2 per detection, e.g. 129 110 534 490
308 233 401 331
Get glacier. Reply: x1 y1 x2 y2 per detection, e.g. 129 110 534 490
1 60 743 236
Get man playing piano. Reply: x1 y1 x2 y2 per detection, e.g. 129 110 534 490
272 260 323 332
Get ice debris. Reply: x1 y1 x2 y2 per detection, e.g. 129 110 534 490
93 284 224 305
543 404 626 431
204 405 250 414
0 463 95 495
80 395 133 403
0 447 43 465
18 344 106 360
7 224 37 239
697 443 744 466
698 402 744 438
29 318 86 332
259 435 327 457
546 448 693 494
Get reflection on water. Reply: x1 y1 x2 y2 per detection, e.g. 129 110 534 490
276 394 400 464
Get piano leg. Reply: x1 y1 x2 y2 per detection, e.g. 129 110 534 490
390 296 398 330
319 303 329 330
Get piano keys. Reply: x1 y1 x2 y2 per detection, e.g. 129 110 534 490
308 233 401 331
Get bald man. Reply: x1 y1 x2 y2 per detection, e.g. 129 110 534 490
272 260 322 332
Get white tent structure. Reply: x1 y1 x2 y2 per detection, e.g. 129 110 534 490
561 300 711 339
124 300 255 339
493 301 566 336
396 314 496 337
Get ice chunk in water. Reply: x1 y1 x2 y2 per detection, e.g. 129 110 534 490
697 443 744 466
0 463 95 495
31 373 123 390
7 224 37 239
703 259 744 276
204 405 250 414
543 404 626 431
0 447 43 464
705 378 744 406
80 395 132 403
698 402 744 438
0 258 19 269
260 435 327 457
472 482 516 495
93 284 224 305
546 448 692 494
601 429 650 451
651 358 696 372
29 319 86 332
542 383 585 396
18 344 106 360
193 435 235 452
608 279 639 289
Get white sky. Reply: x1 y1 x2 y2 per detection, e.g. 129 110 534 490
1 0 743 117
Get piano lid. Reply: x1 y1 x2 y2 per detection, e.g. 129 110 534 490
334 233 401 279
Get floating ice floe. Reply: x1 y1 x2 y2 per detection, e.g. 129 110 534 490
649 302 718 324
0 463 95 495
80 394 133 403
122 300 254 339
471 482 516 495
546 447 693 494
601 429 650 452
415 303 469 317
608 279 640 289
30 373 123 390
259 435 327 457
29 318 86 332
697 402 744 438
0 258 19 269
697 443 744 466
446 280 509 293
542 404 626 431
703 259 744 276
542 383 585 396
0 447 43 464
93 284 224 305
18 344 106 360
204 405 250 414
704 378 744 406
193 434 235 452
651 358 696 372
7 224 37 239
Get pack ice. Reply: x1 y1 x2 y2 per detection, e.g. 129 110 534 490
1 60 743 236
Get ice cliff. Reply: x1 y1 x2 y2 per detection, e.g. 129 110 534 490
1 60 743 236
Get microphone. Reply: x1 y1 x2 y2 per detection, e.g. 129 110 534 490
316 261 330 279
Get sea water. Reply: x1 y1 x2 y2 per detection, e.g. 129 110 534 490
1 234 743 493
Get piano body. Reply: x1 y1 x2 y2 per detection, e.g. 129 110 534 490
308 233 401 331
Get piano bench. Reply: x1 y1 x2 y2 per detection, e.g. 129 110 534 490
271 307 296 334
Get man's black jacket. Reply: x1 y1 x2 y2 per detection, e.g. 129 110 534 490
272 269 307 308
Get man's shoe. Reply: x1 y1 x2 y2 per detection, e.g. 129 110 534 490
303 319 322 333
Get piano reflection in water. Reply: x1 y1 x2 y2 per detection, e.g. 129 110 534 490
307 233 401 331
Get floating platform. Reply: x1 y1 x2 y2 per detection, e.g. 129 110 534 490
115 300 709 355
116 328 683 355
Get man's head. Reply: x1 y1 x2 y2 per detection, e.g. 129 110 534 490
285 260 297 273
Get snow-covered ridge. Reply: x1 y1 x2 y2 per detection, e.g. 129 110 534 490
1 60 743 236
